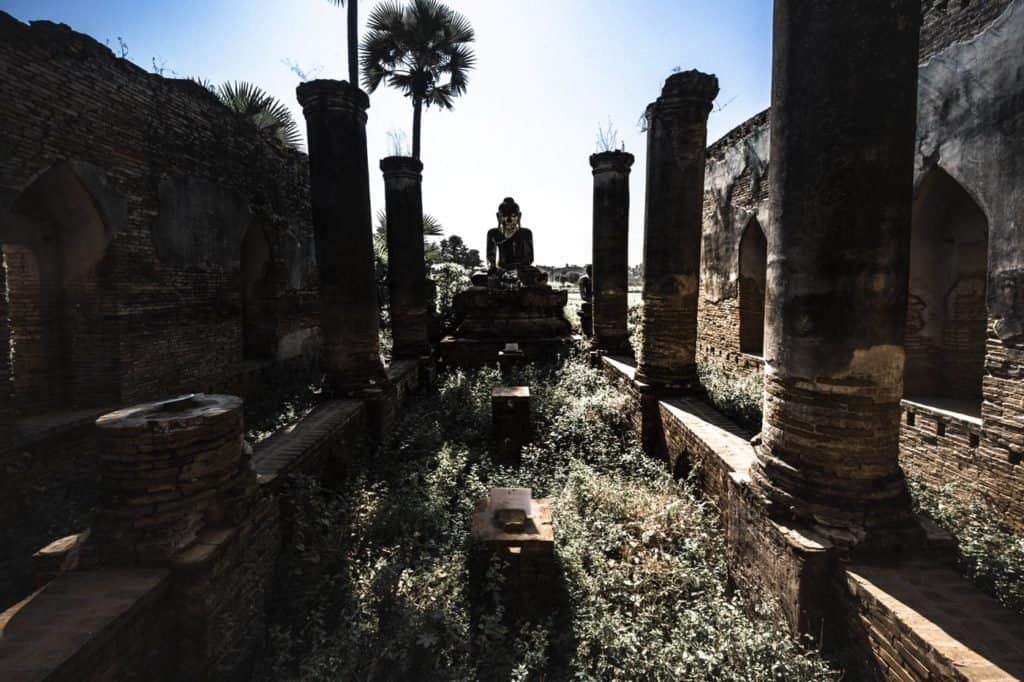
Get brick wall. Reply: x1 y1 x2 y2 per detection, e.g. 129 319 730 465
0 13 319 417
920 0 1014 61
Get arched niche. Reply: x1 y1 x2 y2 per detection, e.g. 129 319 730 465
904 168 989 407
1 162 116 414
738 217 767 356
241 222 277 361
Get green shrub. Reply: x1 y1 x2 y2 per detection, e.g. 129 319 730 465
431 262 471 333
255 351 836 680
908 479 1024 614
696 356 763 432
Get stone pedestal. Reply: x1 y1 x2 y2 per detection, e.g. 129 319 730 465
381 156 431 359
93 394 250 564
750 0 923 548
636 71 718 389
297 79 386 391
590 151 634 354
440 286 573 367
471 495 554 621
492 386 531 463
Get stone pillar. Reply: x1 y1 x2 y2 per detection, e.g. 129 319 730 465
750 0 922 547
635 71 718 388
590 151 634 354
380 156 431 358
492 386 531 464
297 80 386 390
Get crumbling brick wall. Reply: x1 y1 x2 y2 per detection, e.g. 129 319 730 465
0 12 321 611
0 12 319 417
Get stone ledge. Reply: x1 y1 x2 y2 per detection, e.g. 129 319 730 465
252 399 365 486
844 561 1024 681
0 568 172 681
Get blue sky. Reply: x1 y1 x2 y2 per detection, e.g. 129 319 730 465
3 0 772 266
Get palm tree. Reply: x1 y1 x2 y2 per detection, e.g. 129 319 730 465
215 81 302 149
360 0 476 159
374 209 444 263
326 0 359 85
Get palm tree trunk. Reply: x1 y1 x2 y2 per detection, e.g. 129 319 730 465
347 0 358 86
412 96 423 159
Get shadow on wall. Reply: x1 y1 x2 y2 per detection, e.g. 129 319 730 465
904 167 988 406
1 162 118 416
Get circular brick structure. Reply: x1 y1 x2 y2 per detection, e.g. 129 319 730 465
93 394 244 564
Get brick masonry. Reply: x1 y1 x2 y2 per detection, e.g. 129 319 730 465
0 13 320 418
604 356 1024 680
696 1 1024 532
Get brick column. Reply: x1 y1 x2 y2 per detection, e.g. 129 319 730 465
636 71 718 388
750 0 922 547
380 156 431 359
590 151 634 354
297 80 386 390
93 394 248 564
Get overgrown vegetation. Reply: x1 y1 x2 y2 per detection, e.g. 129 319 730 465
244 377 321 445
908 479 1024 615
696 356 763 432
255 352 836 680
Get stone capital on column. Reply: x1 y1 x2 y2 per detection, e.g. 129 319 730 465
296 79 369 122
380 155 424 180
589 150 635 175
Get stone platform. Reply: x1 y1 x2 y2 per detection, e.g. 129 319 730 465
440 285 573 367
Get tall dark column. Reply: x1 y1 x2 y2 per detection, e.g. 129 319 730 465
590 151 634 354
750 0 922 547
635 71 718 388
380 156 431 359
297 80 386 390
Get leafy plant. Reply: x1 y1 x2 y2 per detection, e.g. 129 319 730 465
908 479 1024 614
429 262 470 331
215 81 302 150
696 355 763 432
360 0 476 159
254 352 838 680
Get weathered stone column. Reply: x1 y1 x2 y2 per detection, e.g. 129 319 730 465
750 0 922 547
380 156 430 358
635 71 718 388
297 80 386 390
590 151 634 354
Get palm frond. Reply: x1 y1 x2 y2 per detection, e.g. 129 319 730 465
422 213 443 237
216 81 302 150
360 0 475 157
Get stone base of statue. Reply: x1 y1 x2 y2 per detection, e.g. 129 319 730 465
440 284 575 367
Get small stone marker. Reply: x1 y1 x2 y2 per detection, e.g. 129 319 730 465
491 386 531 463
497 342 525 376
471 488 555 621
490 487 531 531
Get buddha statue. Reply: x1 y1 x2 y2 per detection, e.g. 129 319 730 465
471 197 548 287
